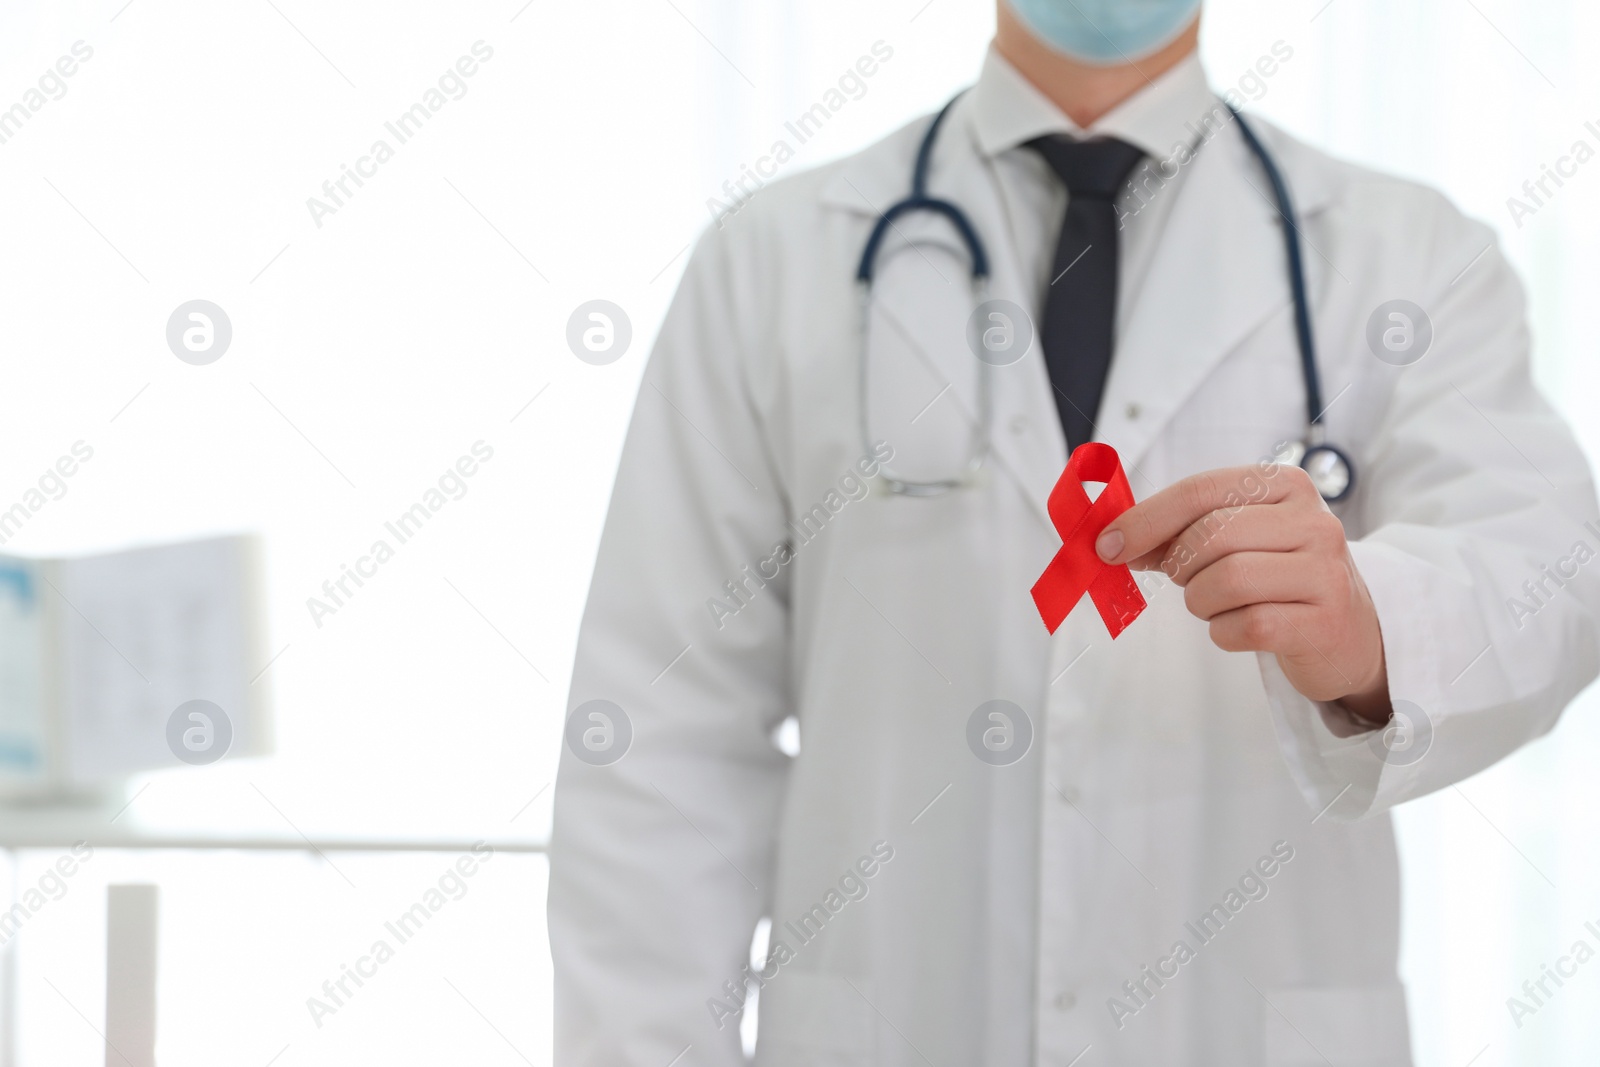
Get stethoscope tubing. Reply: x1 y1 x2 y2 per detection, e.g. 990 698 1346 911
856 91 1352 501
1225 102 1323 430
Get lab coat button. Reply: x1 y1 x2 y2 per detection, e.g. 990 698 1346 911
1008 414 1028 435
1054 991 1077 1011
1125 402 1142 420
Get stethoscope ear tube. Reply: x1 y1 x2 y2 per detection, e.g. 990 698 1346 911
855 198 991 286
856 94 994 497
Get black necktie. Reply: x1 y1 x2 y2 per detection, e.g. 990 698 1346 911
1027 135 1146 451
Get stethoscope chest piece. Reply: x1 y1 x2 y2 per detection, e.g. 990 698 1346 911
1278 440 1355 503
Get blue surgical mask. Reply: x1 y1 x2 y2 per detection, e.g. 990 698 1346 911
1006 0 1202 65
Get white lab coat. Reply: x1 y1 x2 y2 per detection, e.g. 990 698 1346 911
548 92 1600 1067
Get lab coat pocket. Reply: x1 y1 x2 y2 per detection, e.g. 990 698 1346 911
1260 983 1412 1066
755 970 876 1066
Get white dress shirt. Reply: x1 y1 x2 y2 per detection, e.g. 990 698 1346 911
967 48 1228 346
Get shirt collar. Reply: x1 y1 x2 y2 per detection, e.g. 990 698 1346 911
968 46 1219 162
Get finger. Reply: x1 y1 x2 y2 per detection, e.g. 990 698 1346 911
1182 550 1327 621
1139 498 1342 585
1125 505 1287 577
1097 462 1311 566
1206 600 1317 655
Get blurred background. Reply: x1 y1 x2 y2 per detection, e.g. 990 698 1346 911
0 0 1595 1063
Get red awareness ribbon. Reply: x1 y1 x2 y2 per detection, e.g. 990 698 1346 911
1031 442 1147 638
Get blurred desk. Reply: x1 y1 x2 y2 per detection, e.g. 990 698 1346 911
0 801 545 1067
0 797 548 852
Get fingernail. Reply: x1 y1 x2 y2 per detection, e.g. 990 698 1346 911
1096 529 1123 562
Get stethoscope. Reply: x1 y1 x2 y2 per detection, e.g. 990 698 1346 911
856 93 1355 503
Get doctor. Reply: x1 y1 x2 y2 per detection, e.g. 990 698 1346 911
550 1 1600 1064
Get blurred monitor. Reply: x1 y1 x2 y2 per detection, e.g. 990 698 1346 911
0 534 270 800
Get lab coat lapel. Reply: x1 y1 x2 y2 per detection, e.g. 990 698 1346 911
1098 124 1324 481
974 154 1075 527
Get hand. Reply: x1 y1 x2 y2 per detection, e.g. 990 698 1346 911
1093 463 1392 725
